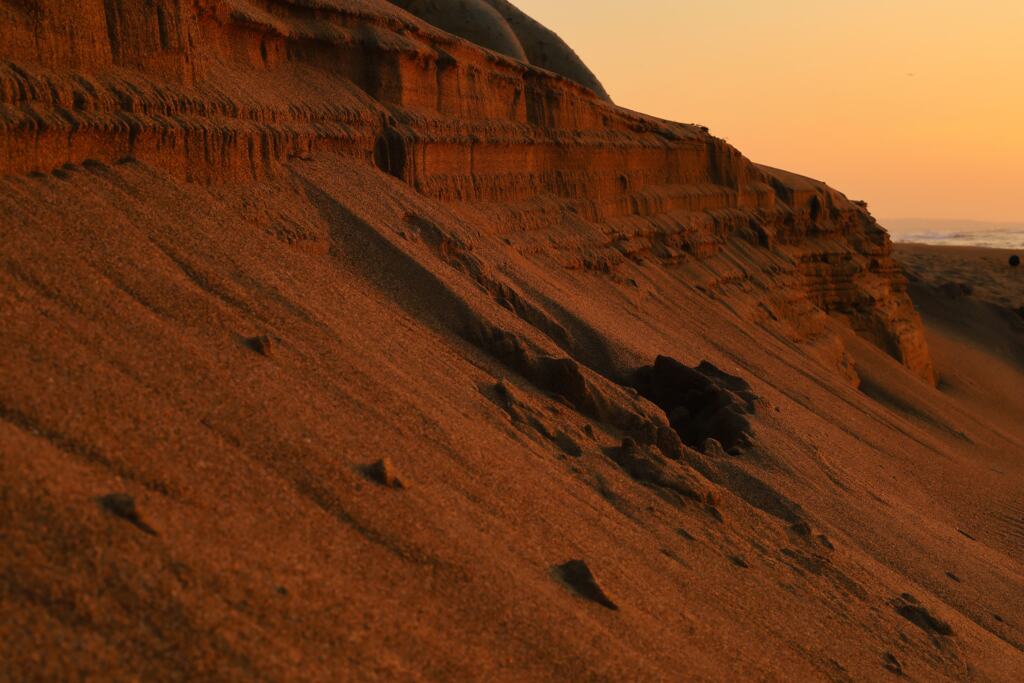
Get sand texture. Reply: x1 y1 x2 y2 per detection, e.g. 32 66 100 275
0 2 1022 681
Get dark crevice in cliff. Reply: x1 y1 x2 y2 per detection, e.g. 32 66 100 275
374 128 407 181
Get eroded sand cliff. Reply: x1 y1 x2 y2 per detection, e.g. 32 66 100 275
1 2 1021 681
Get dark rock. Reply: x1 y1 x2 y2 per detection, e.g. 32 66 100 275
633 356 757 452
702 438 727 458
789 520 813 538
247 335 276 356
365 458 404 489
555 559 618 610
98 493 157 536
610 438 661 483
893 595 953 636
493 379 524 422
729 555 749 569
667 405 691 424
1010 254 1020 267
538 357 594 415
554 430 583 457
655 425 684 460
883 652 904 676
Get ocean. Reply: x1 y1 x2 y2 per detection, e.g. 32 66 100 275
887 225 1024 250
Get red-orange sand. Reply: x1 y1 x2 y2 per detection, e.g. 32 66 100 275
1 2 1022 681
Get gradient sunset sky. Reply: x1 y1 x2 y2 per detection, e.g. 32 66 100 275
515 0 1024 224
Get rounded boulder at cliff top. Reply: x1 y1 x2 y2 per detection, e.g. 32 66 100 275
387 0 529 61
386 0 612 101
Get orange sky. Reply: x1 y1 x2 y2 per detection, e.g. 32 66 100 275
514 0 1024 223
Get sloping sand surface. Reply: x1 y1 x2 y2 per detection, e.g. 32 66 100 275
2 162 1022 680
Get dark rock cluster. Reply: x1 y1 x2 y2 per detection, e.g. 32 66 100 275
633 356 757 454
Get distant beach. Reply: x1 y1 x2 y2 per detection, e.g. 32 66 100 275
891 229 1024 250
884 218 1024 250
893 242 1024 311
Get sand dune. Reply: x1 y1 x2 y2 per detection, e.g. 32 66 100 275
0 2 1022 681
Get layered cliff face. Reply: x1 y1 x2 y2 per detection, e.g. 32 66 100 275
0 0 931 385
